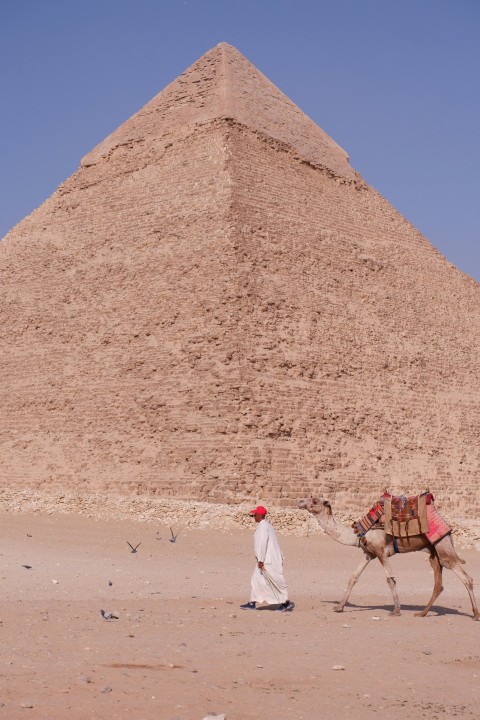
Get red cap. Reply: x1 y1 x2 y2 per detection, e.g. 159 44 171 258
249 505 267 516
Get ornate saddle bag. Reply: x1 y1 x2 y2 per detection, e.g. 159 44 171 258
383 492 432 538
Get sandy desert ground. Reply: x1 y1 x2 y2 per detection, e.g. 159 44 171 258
1 507 479 720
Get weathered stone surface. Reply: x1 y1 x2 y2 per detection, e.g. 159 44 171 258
0 43 479 515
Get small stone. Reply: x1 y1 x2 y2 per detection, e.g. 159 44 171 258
77 675 92 684
20 701 35 708
202 714 226 720
341 624 351 628
52 579 59 584
100 686 112 694
422 650 432 655
371 616 381 620
332 665 345 671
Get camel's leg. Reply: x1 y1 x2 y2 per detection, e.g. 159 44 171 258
435 542 480 620
447 562 480 621
414 551 443 617
334 553 371 612
377 554 401 616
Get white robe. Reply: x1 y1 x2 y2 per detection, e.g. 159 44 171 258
250 519 288 605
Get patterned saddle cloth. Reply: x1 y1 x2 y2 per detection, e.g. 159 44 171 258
353 491 451 544
352 502 385 538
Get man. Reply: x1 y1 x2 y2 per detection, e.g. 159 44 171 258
240 505 293 612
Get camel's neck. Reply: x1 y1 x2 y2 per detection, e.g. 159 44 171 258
313 511 358 546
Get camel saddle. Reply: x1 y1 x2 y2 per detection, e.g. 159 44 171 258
352 501 385 538
382 491 432 538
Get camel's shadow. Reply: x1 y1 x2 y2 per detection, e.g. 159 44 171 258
324 599 470 618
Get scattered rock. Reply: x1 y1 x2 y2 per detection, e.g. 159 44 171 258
100 686 112 694
332 665 345 671
202 714 226 720
20 701 35 708
77 675 92 684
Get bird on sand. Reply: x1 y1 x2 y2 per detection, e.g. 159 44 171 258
127 541 141 553
100 609 119 620
169 527 179 543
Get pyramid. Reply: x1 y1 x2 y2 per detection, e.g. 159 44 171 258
1 43 479 514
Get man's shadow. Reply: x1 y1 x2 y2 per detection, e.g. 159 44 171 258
256 602 296 612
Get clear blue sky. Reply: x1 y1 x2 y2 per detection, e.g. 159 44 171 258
1 0 479 281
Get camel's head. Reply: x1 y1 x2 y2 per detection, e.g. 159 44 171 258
298 497 332 515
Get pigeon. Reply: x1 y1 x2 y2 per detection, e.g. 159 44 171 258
100 609 118 620
127 541 141 553
169 527 179 543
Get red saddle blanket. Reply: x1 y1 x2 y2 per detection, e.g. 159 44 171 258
425 503 451 544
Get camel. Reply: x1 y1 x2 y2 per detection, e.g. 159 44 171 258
298 496 480 620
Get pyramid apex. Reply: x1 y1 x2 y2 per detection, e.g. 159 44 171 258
212 41 244 53
197 41 245 61
81 44 356 180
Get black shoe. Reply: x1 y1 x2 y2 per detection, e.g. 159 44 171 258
277 600 294 612
240 601 256 610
